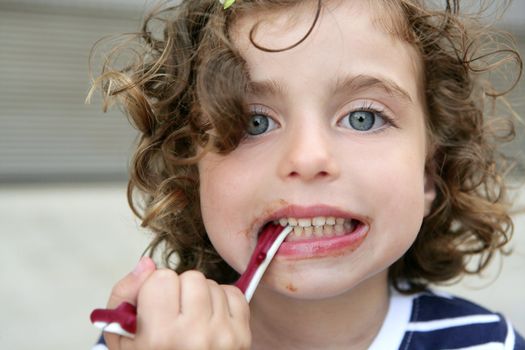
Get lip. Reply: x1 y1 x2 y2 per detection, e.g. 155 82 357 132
277 222 369 259
250 204 370 259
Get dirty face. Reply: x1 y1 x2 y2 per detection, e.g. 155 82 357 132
198 0 434 299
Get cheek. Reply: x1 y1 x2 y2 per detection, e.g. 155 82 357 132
198 155 253 270
359 143 428 232
379 170 427 249
199 153 242 216
198 146 272 221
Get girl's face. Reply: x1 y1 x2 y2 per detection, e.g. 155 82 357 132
198 0 435 299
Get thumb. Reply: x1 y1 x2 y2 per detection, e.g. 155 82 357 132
107 256 157 309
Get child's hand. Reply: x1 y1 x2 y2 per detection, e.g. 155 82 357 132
103 256 252 350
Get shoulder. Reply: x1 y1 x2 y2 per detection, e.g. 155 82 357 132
401 290 525 350
412 290 502 321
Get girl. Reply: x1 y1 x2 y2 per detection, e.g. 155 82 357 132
91 0 524 348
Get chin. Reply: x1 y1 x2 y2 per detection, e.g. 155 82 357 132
260 269 383 301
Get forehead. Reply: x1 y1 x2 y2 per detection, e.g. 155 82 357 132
230 0 423 103
230 0 415 53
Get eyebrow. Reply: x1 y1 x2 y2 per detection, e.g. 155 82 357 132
333 74 413 103
246 74 413 103
246 79 285 97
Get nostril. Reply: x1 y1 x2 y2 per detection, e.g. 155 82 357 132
280 151 339 180
287 170 329 179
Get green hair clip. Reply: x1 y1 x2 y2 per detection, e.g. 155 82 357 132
220 0 235 9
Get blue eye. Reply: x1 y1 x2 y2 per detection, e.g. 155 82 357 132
247 113 277 136
339 109 388 132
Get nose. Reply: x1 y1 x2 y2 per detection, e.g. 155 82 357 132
277 120 340 182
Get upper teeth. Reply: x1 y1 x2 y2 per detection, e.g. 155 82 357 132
277 216 346 227
273 217 356 239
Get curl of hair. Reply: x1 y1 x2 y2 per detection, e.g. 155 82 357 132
89 0 522 289
387 0 522 292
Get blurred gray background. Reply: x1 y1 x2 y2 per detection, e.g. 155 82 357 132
0 0 524 349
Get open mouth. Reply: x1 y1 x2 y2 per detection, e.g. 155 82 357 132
259 216 363 242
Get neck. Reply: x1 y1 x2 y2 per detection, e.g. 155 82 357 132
250 272 390 350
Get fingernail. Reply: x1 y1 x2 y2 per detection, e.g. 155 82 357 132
132 256 149 276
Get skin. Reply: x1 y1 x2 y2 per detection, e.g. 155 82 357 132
105 1 435 349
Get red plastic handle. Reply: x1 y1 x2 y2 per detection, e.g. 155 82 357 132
234 224 283 293
91 224 286 337
90 301 137 335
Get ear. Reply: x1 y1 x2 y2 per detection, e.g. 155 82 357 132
423 173 436 216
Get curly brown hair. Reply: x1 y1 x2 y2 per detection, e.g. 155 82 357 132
89 0 522 292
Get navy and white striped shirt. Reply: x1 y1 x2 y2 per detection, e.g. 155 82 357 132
370 290 524 349
93 290 525 349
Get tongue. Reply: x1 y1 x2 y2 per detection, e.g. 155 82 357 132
234 223 285 294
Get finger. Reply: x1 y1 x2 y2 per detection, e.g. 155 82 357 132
179 270 213 319
117 335 135 350
222 285 250 322
137 269 182 334
221 285 252 350
104 335 134 350
104 256 156 349
104 328 130 350
207 279 230 319
107 256 157 309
